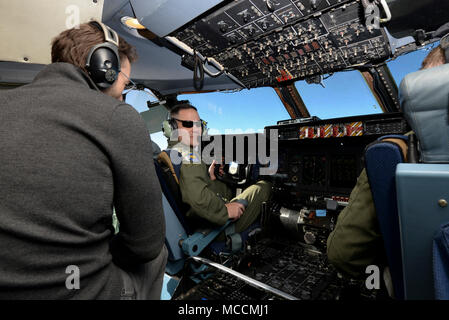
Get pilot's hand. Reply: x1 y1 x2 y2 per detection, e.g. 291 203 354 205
208 160 224 181
225 202 245 220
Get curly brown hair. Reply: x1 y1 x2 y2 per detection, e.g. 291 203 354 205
51 22 137 73
421 46 445 70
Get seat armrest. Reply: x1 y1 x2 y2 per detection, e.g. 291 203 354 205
181 220 232 256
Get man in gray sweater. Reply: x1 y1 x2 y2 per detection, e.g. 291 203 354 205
0 22 166 299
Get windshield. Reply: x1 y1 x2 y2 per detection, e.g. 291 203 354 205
178 87 289 135
294 70 382 119
126 44 438 151
125 89 169 150
126 87 289 150
387 43 438 85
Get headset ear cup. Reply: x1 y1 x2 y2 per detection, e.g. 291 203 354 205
162 120 172 139
170 118 178 140
440 34 449 64
85 22 121 89
86 45 120 89
200 120 208 136
162 119 178 140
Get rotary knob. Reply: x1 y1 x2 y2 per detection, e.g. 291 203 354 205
219 22 228 33
304 232 316 244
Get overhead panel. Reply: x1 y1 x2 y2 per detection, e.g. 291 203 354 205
169 0 392 89
0 0 104 65
130 0 226 37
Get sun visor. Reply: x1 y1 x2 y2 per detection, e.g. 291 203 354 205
140 104 169 134
130 0 225 37
0 0 104 65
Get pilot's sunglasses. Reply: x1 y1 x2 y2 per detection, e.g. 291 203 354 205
173 118 207 128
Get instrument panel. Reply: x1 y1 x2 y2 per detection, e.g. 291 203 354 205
201 113 408 249
267 112 407 195
264 112 408 249
178 237 380 300
171 0 391 88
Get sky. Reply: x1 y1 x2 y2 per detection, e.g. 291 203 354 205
126 44 436 151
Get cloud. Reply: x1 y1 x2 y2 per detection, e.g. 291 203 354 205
207 103 223 116
223 128 262 134
206 128 222 135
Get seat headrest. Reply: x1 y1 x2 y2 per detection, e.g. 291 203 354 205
157 151 180 184
379 136 409 162
399 63 449 163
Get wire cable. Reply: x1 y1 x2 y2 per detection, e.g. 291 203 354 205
193 51 205 90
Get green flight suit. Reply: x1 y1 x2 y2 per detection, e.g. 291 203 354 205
169 142 271 237
326 169 386 279
326 133 411 279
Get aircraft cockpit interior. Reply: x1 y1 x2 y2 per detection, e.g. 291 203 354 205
2 0 449 301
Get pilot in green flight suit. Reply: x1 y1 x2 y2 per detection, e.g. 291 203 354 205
326 46 443 281
163 103 271 238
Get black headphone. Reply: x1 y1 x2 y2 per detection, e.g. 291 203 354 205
85 21 121 89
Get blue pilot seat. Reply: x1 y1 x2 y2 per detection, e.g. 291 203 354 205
154 149 256 275
396 62 449 299
364 134 408 299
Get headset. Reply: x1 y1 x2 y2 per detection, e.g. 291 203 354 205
162 117 178 139
440 33 449 63
85 21 121 89
162 116 208 140
433 22 449 63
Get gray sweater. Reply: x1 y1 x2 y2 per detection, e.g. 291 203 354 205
0 63 165 299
